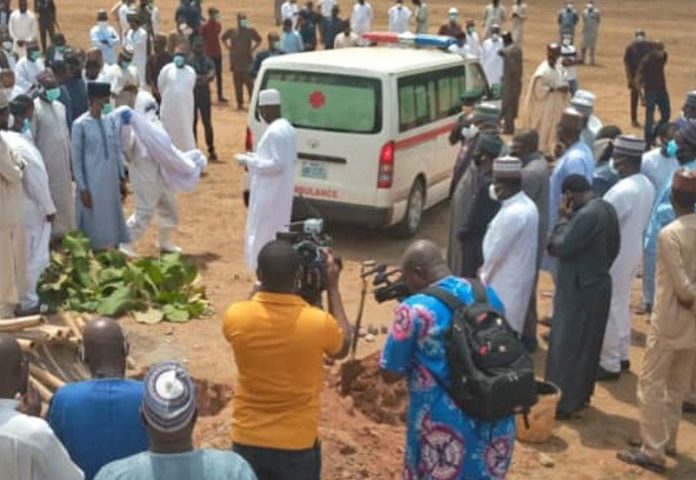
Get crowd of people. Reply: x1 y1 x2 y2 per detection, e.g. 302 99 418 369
1 0 696 479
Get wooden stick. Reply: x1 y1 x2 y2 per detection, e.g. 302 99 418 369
61 312 83 342
29 364 65 391
0 315 43 332
17 338 35 352
26 325 72 341
29 376 53 402
39 344 70 380
74 315 87 332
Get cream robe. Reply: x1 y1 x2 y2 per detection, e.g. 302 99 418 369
525 59 569 153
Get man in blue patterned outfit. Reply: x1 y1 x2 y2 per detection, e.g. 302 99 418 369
381 239 515 480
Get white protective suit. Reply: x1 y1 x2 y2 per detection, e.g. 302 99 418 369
481 36 504 86
120 94 207 250
158 62 196 152
241 118 297 271
2 131 55 310
601 173 655 373
481 190 539 334
125 27 148 87
32 98 74 239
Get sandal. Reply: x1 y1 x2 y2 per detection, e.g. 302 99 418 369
616 449 666 473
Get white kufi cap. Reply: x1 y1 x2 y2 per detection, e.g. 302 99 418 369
258 88 281 107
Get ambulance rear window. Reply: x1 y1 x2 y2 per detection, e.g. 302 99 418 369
261 70 382 134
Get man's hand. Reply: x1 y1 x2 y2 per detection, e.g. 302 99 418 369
559 192 574 219
120 108 133 125
553 142 566 160
80 190 92 209
46 213 55 223
16 383 42 417
325 252 342 290
556 84 570 94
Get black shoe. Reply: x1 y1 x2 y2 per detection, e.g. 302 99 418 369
616 449 665 473
209 151 218 162
621 360 630 372
14 305 40 317
596 366 621 382
683 401 696 414
218 97 229 103
631 120 642 128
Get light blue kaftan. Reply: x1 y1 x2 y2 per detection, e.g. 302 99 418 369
71 111 129 250
642 158 696 306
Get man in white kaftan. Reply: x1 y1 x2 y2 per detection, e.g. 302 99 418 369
158 49 196 152
482 0 505 38
480 26 504 88
481 156 539 334
8 0 38 58
388 0 411 34
237 89 297 271
600 135 655 378
526 44 569 154
32 71 74 240
0 96 26 319
103 48 139 108
14 42 44 94
351 0 373 44
3 95 55 313
119 92 182 256
124 13 148 88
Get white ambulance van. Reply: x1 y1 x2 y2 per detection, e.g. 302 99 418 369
245 47 490 236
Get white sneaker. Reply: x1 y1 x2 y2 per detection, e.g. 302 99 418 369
159 241 182 254
118 243 138 258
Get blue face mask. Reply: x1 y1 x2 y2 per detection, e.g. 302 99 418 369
120 61 131 70
666 139 678 158
173 55 185 68
21 118 30 133
30 50 41 62
45 87 60 102
101 103 113 115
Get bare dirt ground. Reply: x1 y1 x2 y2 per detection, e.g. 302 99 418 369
57 0 696 478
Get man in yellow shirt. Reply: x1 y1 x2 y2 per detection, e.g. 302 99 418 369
222 239 351 480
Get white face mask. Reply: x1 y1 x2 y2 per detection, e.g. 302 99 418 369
2 40 11 51
489 183 499 201
2 87 13 98
461 124 479 140
491 33 500 41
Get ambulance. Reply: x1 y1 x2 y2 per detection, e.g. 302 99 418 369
245 34 491 236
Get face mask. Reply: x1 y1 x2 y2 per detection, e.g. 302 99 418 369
2 40 11 50
99 21 108 27
491 33 500 41
635 35 645 43
30 51 41 62
488 183 499 202
467 26 475 34
240 19 248 28
666 139 678 158
45 87 60 102
21 117 30 133
120 61 131 70
101 103 113 115
173 55 185 68
273 41 281 50
461 124 479 140
56 46 65 53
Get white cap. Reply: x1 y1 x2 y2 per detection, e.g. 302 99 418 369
572 89 596 107
448 7 459 14
258 89 281 107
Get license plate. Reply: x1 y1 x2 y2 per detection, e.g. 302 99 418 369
301 162 327 180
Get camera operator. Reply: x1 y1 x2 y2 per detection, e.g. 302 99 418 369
380 239 516 479
222 239 351 480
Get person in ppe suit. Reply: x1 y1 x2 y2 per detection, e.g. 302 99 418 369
119 91 180 257
236 89 297 271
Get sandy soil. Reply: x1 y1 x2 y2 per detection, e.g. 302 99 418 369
55 0 696 478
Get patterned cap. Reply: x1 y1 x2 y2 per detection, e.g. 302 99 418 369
142 361 197 433
473 102 501 123
613 135 646 159
672 169 696 194
493 156 522 178
684 91 696 108
570 96 593 116
679 119 696 147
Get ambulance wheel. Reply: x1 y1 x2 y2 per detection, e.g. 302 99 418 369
396 179 425 238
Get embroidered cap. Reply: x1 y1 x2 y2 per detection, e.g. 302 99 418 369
613 134 646 159
142 361 197 433
493 156 522 178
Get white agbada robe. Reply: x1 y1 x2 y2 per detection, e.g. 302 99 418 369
125 27 148 87
158 63 196 152
351 2 374 42
481 37 504 86
242 118 297 271
483 4 505 38
388 5 411 33
481 190 539 334
32 98 74 239
525 59 568 153
281 1 300 28
466 30 482 59
117 3 130 37
641 147 678 206
601 173 655 372
14 57 44 94
8 10 38 57
2 131 55 310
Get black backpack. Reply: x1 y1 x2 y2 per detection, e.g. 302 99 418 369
421 280 538 422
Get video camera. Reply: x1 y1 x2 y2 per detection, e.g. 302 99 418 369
277 218 335 306
362 264 410 304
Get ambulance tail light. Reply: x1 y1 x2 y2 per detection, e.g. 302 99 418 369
245 127 254 152
378 141 395 189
